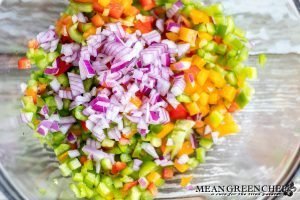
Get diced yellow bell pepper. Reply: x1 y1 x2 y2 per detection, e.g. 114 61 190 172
208 92 219 105
217 114 240 136
209 70 226 88
207 110 224 128
166 32 179 41
199 105 210 117
174 160 189 173
191 93 200 101
192 55 206 69
198 32 213 41
221 85 237 102
198 92 209 106
185 102 201 116
184 82 199 95
180 176 193 187
157 123 174 138
190 9 210 24
98 0 111 7
197 69 210 86
130 96 142 108
147 171 161 183
179 27 198 45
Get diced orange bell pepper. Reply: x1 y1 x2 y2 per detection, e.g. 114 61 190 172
209 70 226 88
28 39 39 49
25 88 37 104
124 6 140 16
122 181 138 192
190 9 210 24
194 120 205 129
111 162 127 174
208 92 219 105
192 55 206 69
221 85 237 102
179 27 198 45
228 102 239 113
98 0 111 7
109 1 124 19
74 0 93 2
130 96 142 108
134 20 153 33
91 14 105 27
180 176 193 187
185 102 201 116
174 159 189 173
140 0 156 11
198 105 210 117
37 83 47 94
80 155 88 164
196 69 210 86
58 151 69 163
177 141 194 157
166 32 179 41
147 171 161 183
162 167 174 179
83 26 96 39
198 92 209 106
18 57 31 70
157 123 174 139
147 182 158 196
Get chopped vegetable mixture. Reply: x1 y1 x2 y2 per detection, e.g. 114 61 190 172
20 0 257 199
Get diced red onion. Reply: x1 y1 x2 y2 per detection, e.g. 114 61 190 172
166 1 184 18
67 132 77 143
68 150 80 158
58 90 73 100
138 177 149 189
177 43 190 58
141 142 159 159
177 154 189 164
156 19 164 32
171 77 186 96
50 78 60 92
142 30 161 45
166 22 180 33
20 112 33 124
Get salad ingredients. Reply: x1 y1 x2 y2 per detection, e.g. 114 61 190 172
20 0 257 199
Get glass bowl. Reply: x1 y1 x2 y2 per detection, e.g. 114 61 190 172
0 0 299 199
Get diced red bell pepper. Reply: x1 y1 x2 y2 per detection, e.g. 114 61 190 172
134 20 153 33
80 121 89 132
18 57 31 70
111 161 127 175
168 104 188 120
109 1 124 19
93 2 104 13
56 57 72 76
147 182 158 196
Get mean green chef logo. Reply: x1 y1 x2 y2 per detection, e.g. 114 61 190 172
194 181 297 197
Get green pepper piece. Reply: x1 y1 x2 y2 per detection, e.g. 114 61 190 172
68 23 84 43
73 105 88 121
139 161 157 177
196 147 206 163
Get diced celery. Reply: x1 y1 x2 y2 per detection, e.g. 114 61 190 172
176 94 192 103
206 23 216 35
187 157 199 169
225 72 237 86
101 175 113 189
84 172 97 188
235 90 250 108
141 190 154 200
197 24 207 32
108 146 122 154
204 3 223 15
139 161 157 177
120 175 134 183
154 178 165 187
182 4 195 16
203 52 217 63
170 130 186 158
204 41 217 52
22 96 37 113
196 147 206 163
70 184 81 198
209 111 224 128
197 49 206 57
258 54 267 67
119 154 131 163
47 52 59 63
54 144 70 156
128 186 141 200
132 143 142 158
68 158 82 170
118 144 130 153
102 138 115 148
243 67 257 80
73 173 84 182
101 158 112 171
226 16 235 34
121 166 134 176
199 138 214 149
84 78 93 92
214 15 227 25
113 178 123 189
216 44 227 55
59 163 72 177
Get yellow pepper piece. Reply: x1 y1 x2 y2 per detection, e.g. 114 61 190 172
130 96 142 108
147 171 161 183
157 123 174 138
198 92 209 106
180 176 193 187
174 160 189 173
190 9 210 24
192 55 206 69
217 114 240 136
221 85 237 102
179 27 198 45
198 32 213 41
98 0 111 7
207 110 224 128
185 102 201 116
209 70 226 88
184 82 198 95
83 26 96 39
191 93 200 102
197 69 210 86
166 32 179 41
208 92 219 105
